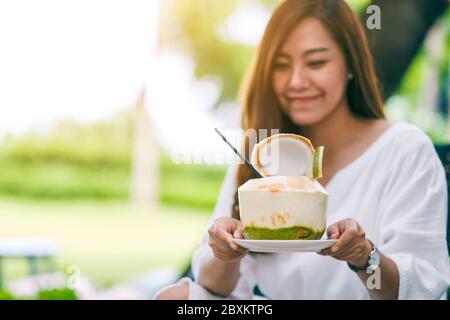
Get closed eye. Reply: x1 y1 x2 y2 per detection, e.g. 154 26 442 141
273 63 290 70
308 60 327 68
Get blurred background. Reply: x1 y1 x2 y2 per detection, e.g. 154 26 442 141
0 0 448 299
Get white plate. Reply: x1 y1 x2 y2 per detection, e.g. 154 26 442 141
233 239 336 253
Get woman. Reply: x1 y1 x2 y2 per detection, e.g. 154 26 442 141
155 0 450 299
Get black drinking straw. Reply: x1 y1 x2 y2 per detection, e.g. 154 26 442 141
214 128 263 178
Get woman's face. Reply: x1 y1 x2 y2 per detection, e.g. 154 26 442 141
272 18 351 126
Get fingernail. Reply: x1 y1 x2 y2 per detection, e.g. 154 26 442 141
331 246 338 253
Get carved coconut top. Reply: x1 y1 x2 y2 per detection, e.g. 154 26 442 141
250 134 323 179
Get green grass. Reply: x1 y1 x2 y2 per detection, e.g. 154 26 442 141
0 287 79 300
0 112 227 210
0 159 130 199
0 198 210 286
0 157 226 210
160 159 226 209
0 156 226 210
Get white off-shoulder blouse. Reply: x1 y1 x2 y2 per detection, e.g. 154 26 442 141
181 121 450 299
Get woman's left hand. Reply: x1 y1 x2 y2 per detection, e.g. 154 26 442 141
319 218 372 267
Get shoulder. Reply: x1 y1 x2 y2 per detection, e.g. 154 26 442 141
388 121 432 145
378 121 445 180
382 121 436 159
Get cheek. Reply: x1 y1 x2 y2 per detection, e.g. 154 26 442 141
314 66 347 100
272 73 285 96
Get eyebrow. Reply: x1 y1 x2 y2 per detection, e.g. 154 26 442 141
303 47 330 56
276 47 331 58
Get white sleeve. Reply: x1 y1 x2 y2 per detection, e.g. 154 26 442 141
189 164 257 300
378 133 450 299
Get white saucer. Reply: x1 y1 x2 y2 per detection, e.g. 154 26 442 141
233 239 336 253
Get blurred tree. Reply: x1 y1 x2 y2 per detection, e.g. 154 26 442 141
163 0 378 105
130 89 159 210
363 0 449 100
129 0 161 210
161 0 257 103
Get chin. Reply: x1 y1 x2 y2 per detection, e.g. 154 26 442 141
289 112 324 127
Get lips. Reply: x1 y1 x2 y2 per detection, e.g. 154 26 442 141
287 94 321 104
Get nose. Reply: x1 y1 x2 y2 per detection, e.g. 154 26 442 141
288 67 310 90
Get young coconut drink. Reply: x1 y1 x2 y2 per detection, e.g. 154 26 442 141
238 134 327 240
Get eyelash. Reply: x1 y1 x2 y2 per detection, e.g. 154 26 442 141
273 60 327 69
273 63 289 69
308 60 327 67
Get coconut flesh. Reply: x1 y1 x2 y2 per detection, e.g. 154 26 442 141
238 134 327 240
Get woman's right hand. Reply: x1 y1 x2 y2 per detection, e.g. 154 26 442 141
208 217 248 262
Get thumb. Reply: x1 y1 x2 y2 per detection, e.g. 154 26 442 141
327 224 340 240
233 227 245 239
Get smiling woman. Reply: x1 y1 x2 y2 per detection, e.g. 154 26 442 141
155 0 450 300
272 19 355 126
235 0 385 214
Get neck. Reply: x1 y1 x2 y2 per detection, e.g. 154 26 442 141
299 101 366 157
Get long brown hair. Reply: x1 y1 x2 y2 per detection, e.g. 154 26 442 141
231 0 385 220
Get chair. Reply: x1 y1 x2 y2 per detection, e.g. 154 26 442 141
433 144 450 254
434 144 450 300
0 237 58 289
